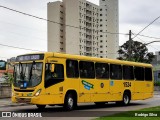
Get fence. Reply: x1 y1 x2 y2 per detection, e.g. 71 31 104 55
0 83 11 98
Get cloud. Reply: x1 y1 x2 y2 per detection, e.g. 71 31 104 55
119 0 160 25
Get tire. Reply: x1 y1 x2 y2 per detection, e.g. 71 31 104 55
64 93 76 111
122 92 130 105
36 105 46 110
116 92 130 106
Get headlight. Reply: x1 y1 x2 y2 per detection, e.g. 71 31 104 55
34 89 41 96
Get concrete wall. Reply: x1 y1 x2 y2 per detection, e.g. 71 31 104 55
0 83 11 98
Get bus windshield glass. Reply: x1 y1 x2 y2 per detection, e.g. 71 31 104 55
0 61 6 70
14 62 43 88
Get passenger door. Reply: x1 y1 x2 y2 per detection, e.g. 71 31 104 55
109 64 123 101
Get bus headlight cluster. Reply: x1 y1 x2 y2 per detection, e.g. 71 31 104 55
34 89 41 96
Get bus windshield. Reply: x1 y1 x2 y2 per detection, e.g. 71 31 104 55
0 61 6 70
14 62 43 88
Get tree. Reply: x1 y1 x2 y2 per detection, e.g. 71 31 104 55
3 72 14 84
117 40 154 63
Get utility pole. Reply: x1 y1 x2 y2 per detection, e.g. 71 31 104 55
128 30 132 61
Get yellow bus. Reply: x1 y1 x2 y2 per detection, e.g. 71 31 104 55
12 52 153 110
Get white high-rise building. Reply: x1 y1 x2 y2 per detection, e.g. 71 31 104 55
47 0 119 59
99 0 119 58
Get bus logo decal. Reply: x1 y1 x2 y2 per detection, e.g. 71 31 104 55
110 81 114 86
82 80 94 90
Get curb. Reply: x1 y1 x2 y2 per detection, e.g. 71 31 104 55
0 103 30 108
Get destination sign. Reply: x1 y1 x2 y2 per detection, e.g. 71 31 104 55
16 54 44 62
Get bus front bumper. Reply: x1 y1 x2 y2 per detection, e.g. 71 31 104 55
12 96 41 104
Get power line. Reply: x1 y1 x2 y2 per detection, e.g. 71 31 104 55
0 5 128 36
0 29 46 42
0 43 44 52
131 32 159 51
135 36 159 51
0 20 47 33
132 16 160 40
133 33 160 40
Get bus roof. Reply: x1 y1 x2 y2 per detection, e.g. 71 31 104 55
16 52 152 68
52 52 152 68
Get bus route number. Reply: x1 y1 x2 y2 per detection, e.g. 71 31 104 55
123 82 131 87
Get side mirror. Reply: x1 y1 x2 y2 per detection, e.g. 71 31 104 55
51 64 55 72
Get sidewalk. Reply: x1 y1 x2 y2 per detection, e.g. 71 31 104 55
0 91 160 108
0 98 28 108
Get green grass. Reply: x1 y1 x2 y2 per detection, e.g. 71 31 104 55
95 106 160 120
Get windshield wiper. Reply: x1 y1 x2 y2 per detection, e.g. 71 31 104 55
19 62 27 80
29 61 35 82
19 62 24 80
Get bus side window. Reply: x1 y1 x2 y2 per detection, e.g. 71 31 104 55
134 67 144 81
110 64 122 80
66 60 79 78
79 61 95 78
145 68 152 81
123 65 134 80
95 63 109 79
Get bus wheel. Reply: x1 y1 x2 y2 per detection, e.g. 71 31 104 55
64 93 75 111
122 93 130 105
36 105 46 110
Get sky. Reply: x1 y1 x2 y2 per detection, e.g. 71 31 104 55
0 0 160 60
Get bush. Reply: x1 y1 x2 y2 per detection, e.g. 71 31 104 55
154 81 160 86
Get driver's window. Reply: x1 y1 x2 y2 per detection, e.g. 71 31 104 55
45 63 64 88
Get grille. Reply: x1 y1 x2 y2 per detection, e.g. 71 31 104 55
16 98 31 103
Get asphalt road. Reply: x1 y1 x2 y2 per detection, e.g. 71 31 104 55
0 95 160 120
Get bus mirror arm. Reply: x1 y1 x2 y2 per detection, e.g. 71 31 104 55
51 64 55 72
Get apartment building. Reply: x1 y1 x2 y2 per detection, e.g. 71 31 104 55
47 0 119 59
99 0 119 58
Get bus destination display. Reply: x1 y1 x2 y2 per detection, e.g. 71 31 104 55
16 54 44 62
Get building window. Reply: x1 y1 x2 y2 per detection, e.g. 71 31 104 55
100 9 102 11
100 14 102 16
100 35 103 37
100 51 103 53
100 46 103 48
